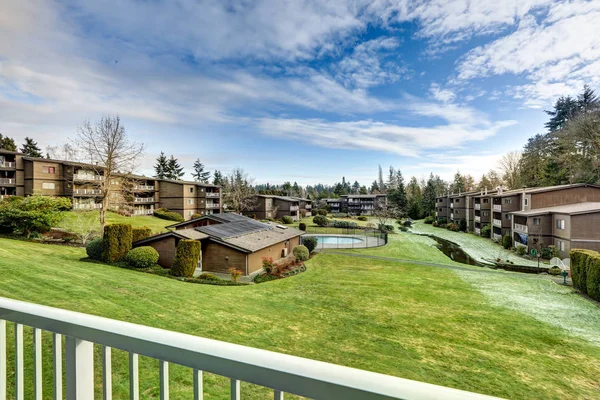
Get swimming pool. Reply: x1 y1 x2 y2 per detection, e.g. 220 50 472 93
313 236 363 245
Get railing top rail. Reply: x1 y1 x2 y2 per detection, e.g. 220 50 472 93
0 297 499 400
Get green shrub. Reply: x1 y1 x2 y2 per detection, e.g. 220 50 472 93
447 223 459 232
302 236 317 253
0 195 72 238
516 246 526 256
125 246 159 268
171 240 201 277
586 255 600 300
253 274 278 284
198 273 220 281
102 224 132 263
282 215 294 224
132 227 152 243
423 216 434 224
548 266 562 276
357 216 368 221
439 223 448 229
292 245 309 261
432 221 439 227
86 238 104 260
313 215 329 227
480 224 491 238
317 209 328 216
332 220 357 229
153 208 184 222
191 213 203 220
458 219 467 232
379 224 394 232
437 217 447 224
332 213 348 218
502 234 512 249
311 209 318 216
299 222 306 231
547 245 560 258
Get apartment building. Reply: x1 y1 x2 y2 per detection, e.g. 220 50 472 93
0 150 24 198
473 189 495 235
446 191 480 229
325 198 342 213
246 195 312 221
158 179 222 219
338 194 387 215
434 195 450 221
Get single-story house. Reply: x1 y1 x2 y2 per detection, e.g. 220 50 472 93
133 213 303 275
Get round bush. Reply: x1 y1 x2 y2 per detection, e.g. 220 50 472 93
357 216 368 221
125 246 159 268
302 236 317 253
282 215 294 224
86 238 104 260
299 222 306 231
317 209 328 216
293 245 310 261
548 266 562 276
313 215 329 227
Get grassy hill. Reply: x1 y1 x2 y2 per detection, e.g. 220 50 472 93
57 211 174 234
0 237 600 399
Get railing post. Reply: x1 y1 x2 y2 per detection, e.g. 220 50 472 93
274 389 284 400
33 329 42 400
66 337 94 400
230 379 240 400
53 333 63 400
129 353 139 400
193 369 203 400
102 346 112 400
14 323 23 400
159 360 169 400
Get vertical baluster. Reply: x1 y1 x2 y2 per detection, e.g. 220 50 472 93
274 390 284 400
193 369 203 400
65 337 94 400
0 320 5 400
33 328 42 400
129 353 139 400
159 361 168 400
230 379 240 400
53 333 62 400
14 323 23 400
102 346 112 400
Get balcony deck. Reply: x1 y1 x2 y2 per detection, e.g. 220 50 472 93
0 297 498 400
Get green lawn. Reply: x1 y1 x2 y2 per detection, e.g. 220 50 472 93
57 211 174 234
1 238 600 398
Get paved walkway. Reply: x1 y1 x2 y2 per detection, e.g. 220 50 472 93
322 251 568 282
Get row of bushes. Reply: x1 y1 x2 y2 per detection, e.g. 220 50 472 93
153 208 184 222
570 249 600 301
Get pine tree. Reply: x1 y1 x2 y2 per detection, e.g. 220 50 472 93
352 180 360 194
153 152 169 179
0 134 17 152
406 177 423 219
213 170 225 186
20 137 43 157
192 158 211 183
421 173 437 216
452 171 466 193
377 165 386 193
387 166 397 190
166 155 184 180
577 84 599 114
387 170 406 213
370 180 380 194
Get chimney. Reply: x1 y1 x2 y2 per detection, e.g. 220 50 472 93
484 187 488 195
498 185 503 195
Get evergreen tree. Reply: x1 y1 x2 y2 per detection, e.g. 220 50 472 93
0 134 17 152
359 185 368 194
387 170 406 213
378 165 386 193
452 171 466 193
577 84 599 114
166 155 184 180
477 174 492 191
545 96 579 132
406 177 423 219
153 152 169 179
191 158 211 183
352 180 360 194
370 180 380 194
292 182 301 196
213 170 225 186
421 173 437 216
20 137 43 157
387 166 397 190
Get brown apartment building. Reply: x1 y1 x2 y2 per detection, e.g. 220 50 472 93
157 179 222 219
246 195 312 221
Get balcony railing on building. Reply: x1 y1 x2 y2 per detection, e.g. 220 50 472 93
73 189 102 196
134 197 155 203
475 227 481 235
205 202 220 209
289 205 299 211
450 203 454 208
493 233 502 241
493 219 502 227
0 161 16 168
514 223 528 234
0 297 500 400
493 204 501 212
305 204 312 209
206 192 220 198
74 203 102 210
0 178 15 185
74 174 102 181
474 216 480 222
474 204 481 210
133 208 154 216
134 185 155 191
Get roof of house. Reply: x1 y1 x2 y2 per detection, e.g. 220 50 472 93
156 178 220 188
195 217 271 239
510 202 600 217
0 149 24 155
220 223 303 252
255 194 304 202
340 194 386 198
447 190 482 198
492 183 600 197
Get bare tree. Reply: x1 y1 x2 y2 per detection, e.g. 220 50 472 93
66 211 100 245
223 168 258 213
75 116 144 228
498 151 522 189
46 143 79 161
373 201 398 229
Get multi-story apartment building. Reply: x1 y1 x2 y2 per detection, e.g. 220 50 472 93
246 195 312 221
325 198 342 213
0 149 222 219
435 195 450 222
447 191 480 229
339 194 387 215
473 189 495 235
157 179 222 220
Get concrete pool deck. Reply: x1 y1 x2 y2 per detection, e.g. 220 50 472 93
303 233 386 249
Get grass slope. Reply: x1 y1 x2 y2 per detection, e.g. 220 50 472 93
57 211 174 234
0 238 600 399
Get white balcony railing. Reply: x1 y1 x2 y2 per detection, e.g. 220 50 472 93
205 202 220 209
450 213 454 219
0 297 499 400
0 178 15 185
475 228 481 235
134 185 155 191
206 192 220 198
435 212 438 217
74 174 102 181
73 203 102 210
474 204 481 210
0 161 15 168
450 203 454 208
493 204 501 212
134 197 154 203
493 233 502 241
514 223 528 234
73 189 102 195
493 219 502 227
289 205 299 211
305 204 312 210
133 208 154 215
474 216 480 222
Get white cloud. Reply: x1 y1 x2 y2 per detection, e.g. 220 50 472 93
429 83 456 103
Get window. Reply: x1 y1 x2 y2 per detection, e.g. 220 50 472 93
187 199 194 205
483 199 489 203
505 214 511 220
188 210 193 216
533 217 541 225
504 198 512 204
42 182 55 190
42 166 55 174
557 240 565 252
524 198 529 206
483 211 489 217
189 187 194 193
455 210 459 214
556 219 565 230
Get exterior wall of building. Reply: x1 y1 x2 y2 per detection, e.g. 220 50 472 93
201 242 248 274
246 236 301 275
24 159 67 197
531 186 600 209
142 236 178 268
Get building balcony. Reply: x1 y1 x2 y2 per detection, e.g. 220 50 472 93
134 185 155 191
74 174 102 181
474 204 481 210
514 223 528 234
0 178 16 185
206 192 220 198
0 161 16 168
290 205 299 211
493 219 502 227
73 189 102 196
450 203 454 208
475 227 481 235
0 296 498 400
493 233 502 241
493 204 501 212
305 204 312 210
475 216 480 223
205 202 220 209
435 211 438 217
74 203 102 210
133 208 154 216
134 197 155 203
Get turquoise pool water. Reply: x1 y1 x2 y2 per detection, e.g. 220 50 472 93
314 236 363 245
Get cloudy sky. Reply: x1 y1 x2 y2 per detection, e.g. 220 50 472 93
2 1 599 185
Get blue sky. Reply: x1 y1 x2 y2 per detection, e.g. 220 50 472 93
1 1 599 185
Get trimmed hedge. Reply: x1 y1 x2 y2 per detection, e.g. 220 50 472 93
86 238 104 260
293 245 310 261
331 220 358 229
357 216 368 221
313 215 329 227
423 216 434 224
132 227 152 243
502 234 512 249
317 209 328 216
125 246 159 268
282 215 294 224
302 236 317 253
154 208 184 222
299 222 306 231
171 240 201 277
102 224 132 263
570 249 600 300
